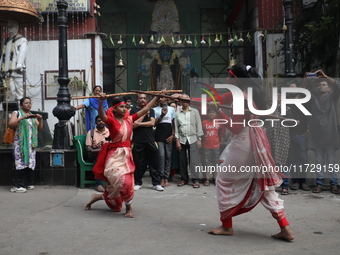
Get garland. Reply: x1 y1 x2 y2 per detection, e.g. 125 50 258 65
1 35 23 78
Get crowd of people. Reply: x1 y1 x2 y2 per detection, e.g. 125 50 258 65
9 63 340 241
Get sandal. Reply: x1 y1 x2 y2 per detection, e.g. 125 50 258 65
300 183 310 191
204 181 210 186
331 186 340 194
312 185 322 193
281 188 289 195
193 182 200 188
177 181 186 187
290 183 299 190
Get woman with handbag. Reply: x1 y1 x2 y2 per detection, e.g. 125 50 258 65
8 97 43 193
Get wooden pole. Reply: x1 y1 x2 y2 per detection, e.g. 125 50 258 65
131 91 292 120
71 90 183 100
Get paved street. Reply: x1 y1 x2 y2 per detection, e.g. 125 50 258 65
1 179 340 255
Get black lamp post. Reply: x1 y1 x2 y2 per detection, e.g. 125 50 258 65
52 1 75 149
283 0 296 77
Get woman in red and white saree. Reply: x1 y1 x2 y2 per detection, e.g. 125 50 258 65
208 64 294 241
85 95 159 218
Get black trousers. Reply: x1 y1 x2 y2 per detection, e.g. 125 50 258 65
132 142 161 186
13 168 34 188
179 141 200 184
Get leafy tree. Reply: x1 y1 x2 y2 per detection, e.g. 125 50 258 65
294 0 340 76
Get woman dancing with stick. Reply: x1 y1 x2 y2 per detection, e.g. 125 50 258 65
85 93 160 217
180 64 294 240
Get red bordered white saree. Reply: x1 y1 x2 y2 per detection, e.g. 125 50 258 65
93 113 138 212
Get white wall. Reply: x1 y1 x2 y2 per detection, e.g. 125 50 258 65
24 36 103 136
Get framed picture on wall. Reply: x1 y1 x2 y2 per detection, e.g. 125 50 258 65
45 70 86 100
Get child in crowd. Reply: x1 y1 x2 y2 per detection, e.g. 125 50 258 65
202 107 224 186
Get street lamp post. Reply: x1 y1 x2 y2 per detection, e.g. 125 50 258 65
283 0 296 77
52 1 75 149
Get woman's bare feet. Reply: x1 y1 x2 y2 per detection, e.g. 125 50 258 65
124 204 134 218
208 225 234 235
271 225 295 241
85 193 103 210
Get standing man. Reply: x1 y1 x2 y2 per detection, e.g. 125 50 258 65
286 81 310 191
174 94 204 188
75 85 108 131
130 94 163 191
306 70 340 194
86 115 110 192
154 96 176 187
0 20 28 101
123 95 132 114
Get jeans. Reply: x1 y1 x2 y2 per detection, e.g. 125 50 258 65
289 134 308 184
279 164 290 189
157 141 173 179
179 141 201 184
313 148 338 187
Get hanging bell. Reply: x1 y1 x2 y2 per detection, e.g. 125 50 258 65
117 58 125 68
228 54 236 69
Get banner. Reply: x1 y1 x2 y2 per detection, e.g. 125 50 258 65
28 0 90 13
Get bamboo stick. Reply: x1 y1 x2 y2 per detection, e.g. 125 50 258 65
131 91 294 121
190 100 294 121
71 90 183 100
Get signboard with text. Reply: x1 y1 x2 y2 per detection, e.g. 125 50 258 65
28 0 90 13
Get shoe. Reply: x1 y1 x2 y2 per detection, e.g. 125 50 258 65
10 187 27 193
27 186 35 190
331 186 340 194
281 188 289 195
300 183 310 191
193 182 200 188
95 185 104 192
312 185 322 193
134 185 142 191
204 181 210 186
290 183 299 190
152 185 164 191
177 181 186 187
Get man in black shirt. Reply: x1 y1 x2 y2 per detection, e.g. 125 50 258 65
130 94 163 191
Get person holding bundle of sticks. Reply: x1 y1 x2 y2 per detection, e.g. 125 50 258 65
84 91 163 218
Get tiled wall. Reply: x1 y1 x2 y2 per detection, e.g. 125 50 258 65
0 149 81 186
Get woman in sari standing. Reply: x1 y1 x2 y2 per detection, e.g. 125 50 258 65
85 94 160 218
9 97 43 193
207 64 294 241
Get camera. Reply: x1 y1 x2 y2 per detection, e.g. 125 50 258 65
306 72 317 79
